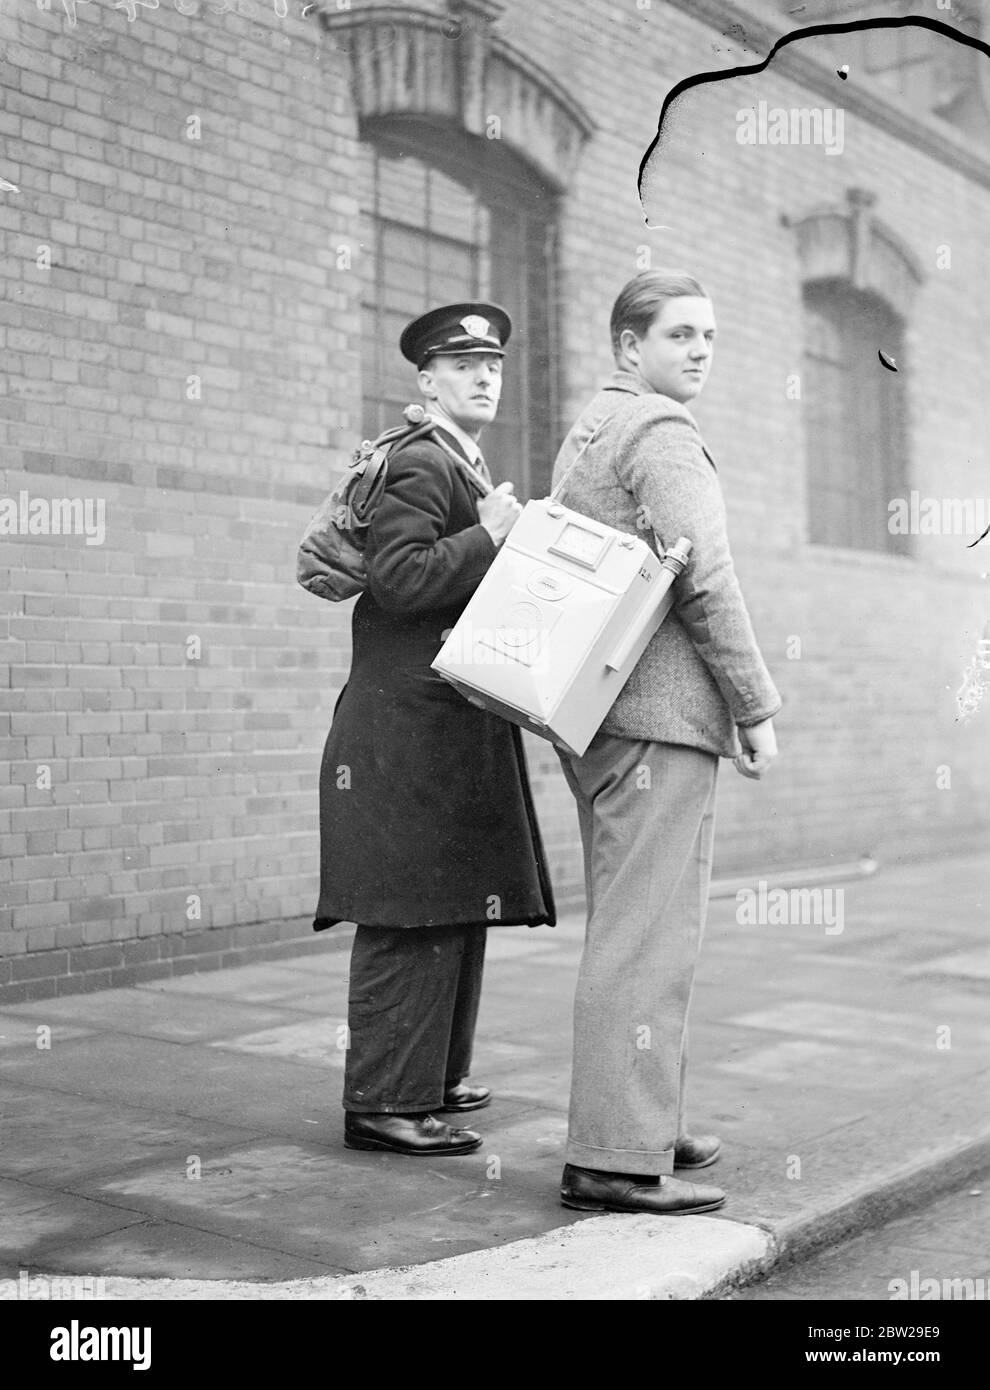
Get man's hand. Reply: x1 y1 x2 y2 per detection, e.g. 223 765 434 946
733 716 777 780
479 481 523 546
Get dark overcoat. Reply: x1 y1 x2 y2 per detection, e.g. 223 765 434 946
313 427 556 931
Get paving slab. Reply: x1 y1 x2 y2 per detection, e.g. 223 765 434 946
142 962 347 1008
0 1015 96 1050
0 1085 270 1186
0 1185 148 1263
208 1019 349 1067
0 1035 342 1138
12 1222 348 1284
2 990 305 1044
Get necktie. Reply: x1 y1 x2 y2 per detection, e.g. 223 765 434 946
473 452 493 489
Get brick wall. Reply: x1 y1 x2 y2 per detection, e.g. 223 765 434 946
2 0 988 1001
0 1 365 993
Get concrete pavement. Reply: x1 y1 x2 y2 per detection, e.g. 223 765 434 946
1 849 988 1300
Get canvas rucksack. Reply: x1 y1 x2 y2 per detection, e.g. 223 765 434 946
296 405 490 602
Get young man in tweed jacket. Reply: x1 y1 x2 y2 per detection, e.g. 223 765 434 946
552 270 781 1215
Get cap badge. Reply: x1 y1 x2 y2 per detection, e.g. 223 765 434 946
460 315 491 340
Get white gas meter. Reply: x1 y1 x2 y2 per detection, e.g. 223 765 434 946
432 495 691 757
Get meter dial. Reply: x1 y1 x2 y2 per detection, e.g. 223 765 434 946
548 522 610 569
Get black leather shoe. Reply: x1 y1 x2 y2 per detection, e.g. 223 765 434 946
441 1082 492 1112
673 1134 722 1170
560 1164 726 1214
344 1112 482 1156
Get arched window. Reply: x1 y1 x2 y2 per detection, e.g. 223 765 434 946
803 280 911 554
358 121 558 500
786 189 923 555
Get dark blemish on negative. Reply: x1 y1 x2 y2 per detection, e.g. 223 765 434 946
837 65 849 79
966 523 990 549
878 350 898 372
638 15 990 214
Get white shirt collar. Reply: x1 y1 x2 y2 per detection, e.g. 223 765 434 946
427 407 484 466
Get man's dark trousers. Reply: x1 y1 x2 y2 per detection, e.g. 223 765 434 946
343 924 486 1113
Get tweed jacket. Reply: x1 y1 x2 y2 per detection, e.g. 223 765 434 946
551 371 781 757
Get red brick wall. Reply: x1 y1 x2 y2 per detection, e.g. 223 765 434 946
2 0 988 996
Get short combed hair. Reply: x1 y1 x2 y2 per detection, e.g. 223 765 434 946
610 270 709 357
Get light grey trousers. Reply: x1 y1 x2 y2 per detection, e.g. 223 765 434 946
556 733 719 1175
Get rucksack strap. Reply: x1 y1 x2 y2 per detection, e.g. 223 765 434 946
374 415 494 501
353 410 495 512
347 420 438 523
426 428 493 499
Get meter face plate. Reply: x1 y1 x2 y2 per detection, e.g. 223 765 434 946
548 521 611 570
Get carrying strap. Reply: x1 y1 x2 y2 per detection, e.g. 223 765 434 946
354 408 613 518
356 410 497 508
427 429 494 500
548 415 615 503
347 421 437 523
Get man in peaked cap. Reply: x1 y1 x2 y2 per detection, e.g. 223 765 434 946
314 301 556 1157
398 303 515 479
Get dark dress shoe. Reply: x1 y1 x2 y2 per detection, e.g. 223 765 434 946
344 1112 482 1156
441 1082 492 1112
560 1164 726 1215
673 1134 722 1170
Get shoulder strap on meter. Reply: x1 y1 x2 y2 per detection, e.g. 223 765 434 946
549 417 615 503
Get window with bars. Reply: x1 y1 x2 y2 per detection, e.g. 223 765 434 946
803 280 912 555
357 123 558 500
